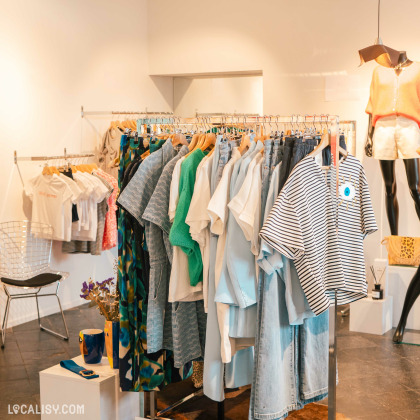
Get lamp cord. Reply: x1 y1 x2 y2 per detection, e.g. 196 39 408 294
378 0 381 40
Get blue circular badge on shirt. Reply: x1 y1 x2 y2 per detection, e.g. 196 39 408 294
339 181 356 201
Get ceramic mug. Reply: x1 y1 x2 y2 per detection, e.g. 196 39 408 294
79 329 105 364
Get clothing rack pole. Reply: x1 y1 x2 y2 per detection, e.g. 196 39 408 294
138 389 205 419
328 114 340 420
217 400 225 420
328 291 338 420
14 150 95 162
13 149 95 188
80 106 173 118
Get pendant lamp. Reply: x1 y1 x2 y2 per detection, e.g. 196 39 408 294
358 0 400 68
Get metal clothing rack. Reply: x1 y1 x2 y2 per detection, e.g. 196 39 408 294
77 111 343 419
13 148 95 188
14 148 94 163
136 114 341 420
80 106 173 118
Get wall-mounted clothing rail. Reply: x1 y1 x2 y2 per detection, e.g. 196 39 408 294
14 148 95 188
81 106 173 118
14 148 94 164
195 112 260 117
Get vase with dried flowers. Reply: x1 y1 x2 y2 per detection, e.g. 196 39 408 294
80 277 120 369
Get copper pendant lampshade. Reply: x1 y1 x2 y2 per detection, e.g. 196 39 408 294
358 0 400 68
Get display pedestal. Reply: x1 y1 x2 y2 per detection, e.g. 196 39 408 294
349 296 393 335
387 263 420 330
40 355 139 420
401 330 420 346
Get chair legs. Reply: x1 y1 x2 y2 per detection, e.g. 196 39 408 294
1 289 11 348
1 282 69 348
35 282 69 341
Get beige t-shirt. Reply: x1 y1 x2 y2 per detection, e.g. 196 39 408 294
98 127 123 179
25 174 74 241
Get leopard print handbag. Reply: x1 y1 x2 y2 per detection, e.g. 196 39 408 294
382 236 420 266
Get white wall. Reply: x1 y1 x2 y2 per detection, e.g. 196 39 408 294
148 0 420 278
0 0 173 327
174 76 263 116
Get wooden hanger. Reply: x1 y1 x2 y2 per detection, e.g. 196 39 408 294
185 133 205 158
238 133 250 154
308 129 348 163
42 165 59 175
200 132 216 151
141 150 150 159
188 133 200 151
172 133 188 147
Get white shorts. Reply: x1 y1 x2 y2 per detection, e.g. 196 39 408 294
373 115 420 160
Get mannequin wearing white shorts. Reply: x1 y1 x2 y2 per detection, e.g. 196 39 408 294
365 60 420 235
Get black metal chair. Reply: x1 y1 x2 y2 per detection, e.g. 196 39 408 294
0 221 69 347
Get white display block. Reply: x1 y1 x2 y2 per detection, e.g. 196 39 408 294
387 264 420 330
40 355 139 420
349 296 393 335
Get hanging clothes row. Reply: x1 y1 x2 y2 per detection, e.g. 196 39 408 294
24 160 118 254
114 114 376 420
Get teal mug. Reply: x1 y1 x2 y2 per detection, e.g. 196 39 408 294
79 329 105 364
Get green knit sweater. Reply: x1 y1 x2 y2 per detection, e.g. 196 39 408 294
169 149 206 286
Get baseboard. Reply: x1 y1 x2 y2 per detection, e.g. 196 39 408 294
4 297 85 329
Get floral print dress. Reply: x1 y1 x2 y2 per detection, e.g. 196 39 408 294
117 134 191 392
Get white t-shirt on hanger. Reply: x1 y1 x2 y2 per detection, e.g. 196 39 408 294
238 157 263 256
72 172 108 241
25 174 74 241
185 153 214 312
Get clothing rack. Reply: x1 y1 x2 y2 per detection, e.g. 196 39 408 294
80 111 343 419
14 149 94 164
80 106 173 118
134 114 341 420
13 149 95 188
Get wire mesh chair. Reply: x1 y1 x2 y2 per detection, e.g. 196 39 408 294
0 221 69 347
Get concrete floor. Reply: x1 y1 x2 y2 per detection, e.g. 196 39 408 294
0 303 419 419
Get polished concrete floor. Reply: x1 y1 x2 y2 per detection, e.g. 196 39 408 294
0 303 419 419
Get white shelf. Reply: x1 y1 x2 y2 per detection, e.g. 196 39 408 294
40 355 139 420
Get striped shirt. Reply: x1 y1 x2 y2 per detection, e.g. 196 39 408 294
260 154 377 315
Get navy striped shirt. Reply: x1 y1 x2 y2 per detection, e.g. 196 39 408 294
260 154 377 315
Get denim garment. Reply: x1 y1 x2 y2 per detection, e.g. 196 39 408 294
261 139 274 218
203 136 254 402
290 137 306 169
270 138 282 171
278 137 295 192
250 164 328 419
322 134 347 167
216 140 230 186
